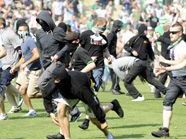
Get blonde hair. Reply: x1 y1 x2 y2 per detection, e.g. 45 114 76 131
93 17 107 26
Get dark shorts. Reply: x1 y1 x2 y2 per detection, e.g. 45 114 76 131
0 68 16 86
163 76 186 107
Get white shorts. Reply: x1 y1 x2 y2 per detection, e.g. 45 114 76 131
53 92 79 109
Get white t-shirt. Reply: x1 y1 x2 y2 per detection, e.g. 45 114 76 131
0 27 22 70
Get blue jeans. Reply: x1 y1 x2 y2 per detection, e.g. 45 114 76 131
93 67 104 92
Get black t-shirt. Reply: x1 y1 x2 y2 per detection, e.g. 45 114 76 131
71 46 94 71
107 31 117 57
80 30 108 68
56 71 92 99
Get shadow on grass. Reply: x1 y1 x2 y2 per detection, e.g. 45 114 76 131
145 98 163 101
1 138 25 139
96 134 145 139
115 134 145 139
109 123 160 129
175 135 186 139
9 112 48 120
20 108 45 113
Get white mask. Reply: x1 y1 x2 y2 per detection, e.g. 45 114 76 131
18 31 28 38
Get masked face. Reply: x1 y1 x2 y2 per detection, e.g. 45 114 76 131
17 26 29 39
97 25 107 33
37 19 50 31
18 31 28 38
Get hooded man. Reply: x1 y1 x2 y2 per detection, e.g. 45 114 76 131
35 10 69 117
106 20 123 95
123 24 167 101
46 62 123 139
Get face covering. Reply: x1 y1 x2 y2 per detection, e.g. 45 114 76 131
98 25 107 33
92 26 106 34
37 19 50 32
18 31 28 38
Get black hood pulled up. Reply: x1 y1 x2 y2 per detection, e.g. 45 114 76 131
137 24 147 35
51 62 69 81
112 20 123 32
36 10 56 31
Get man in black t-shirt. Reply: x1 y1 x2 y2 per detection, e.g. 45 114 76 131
80 17 111 92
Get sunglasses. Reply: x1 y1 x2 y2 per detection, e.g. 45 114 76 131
170 31 181 34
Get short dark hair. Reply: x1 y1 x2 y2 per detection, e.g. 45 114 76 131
171 22 183 33
17 22 29 32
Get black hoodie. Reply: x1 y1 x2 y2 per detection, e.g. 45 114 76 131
124 24 154 61
51 64 106 123
107 20 123 57
36 11 67 69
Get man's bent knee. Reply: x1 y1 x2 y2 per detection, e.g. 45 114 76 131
163 105 172 111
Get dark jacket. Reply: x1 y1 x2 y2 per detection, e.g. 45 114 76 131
107 20 123 57
44 64 106 123
157 31 171 60
36 11 67 69
124 24 154 61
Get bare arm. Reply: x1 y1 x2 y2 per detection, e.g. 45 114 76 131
81 62 96 73
159 53 186 65
0 45 7 58
22 47 40 67
165 59 186 71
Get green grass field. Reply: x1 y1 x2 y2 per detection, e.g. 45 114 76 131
1 80 186 139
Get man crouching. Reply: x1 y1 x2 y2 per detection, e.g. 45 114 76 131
46 62 123 139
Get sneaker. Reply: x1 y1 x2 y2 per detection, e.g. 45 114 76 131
111 99 124 118
0 113 8 120
106 132 115 139
151 127 170 138
8 106 22 113
24 109 37 117
46 132 65 139
132 96 145 102
78 119 90 130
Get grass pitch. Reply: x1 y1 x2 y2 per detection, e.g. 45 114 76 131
1 80 186 139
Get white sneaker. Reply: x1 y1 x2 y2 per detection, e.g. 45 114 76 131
132 96 145 102
106 132 115 139
24 109 37 117
8 106 22 113
0 113 8 120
